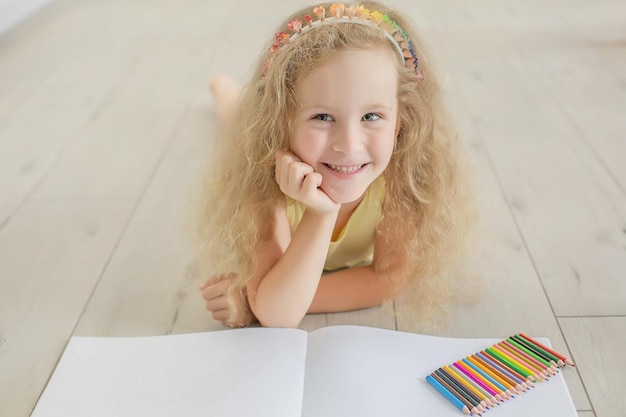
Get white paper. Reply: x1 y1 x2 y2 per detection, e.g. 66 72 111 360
302 326 577 417
32 326 577 417
32 328 308 417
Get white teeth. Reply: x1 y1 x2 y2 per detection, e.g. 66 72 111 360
327 163 364 173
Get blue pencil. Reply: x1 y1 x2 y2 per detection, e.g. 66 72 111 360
426 374 472 415
461 358 509 401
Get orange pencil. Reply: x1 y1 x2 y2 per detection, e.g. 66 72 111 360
497 342 549 380
467 355 517 397
475 353 528 392
501 341 554 377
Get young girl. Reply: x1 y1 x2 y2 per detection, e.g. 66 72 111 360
196 1 476 328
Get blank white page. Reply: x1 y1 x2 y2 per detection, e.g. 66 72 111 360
302 326 577 417
32 328 308 417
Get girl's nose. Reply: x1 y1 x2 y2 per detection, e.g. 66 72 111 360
330 122 364 154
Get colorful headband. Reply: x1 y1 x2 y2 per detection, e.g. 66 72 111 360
262 3 424 80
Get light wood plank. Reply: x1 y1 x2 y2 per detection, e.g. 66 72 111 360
72 129 215 336
30 43 209 200
489 0 626 195
427 16 626 318
0 0 184 227
560 317 626 417
327 305 396 330
0 200 133 417
529 49 626 192
27 0 238 202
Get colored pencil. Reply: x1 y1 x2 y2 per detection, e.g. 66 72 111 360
433 370 481 415
483 349 535 386
498 341 551 378
519 332 574 366
427 374 472 415
454 361 499 402
459 358 507 401
469 354 521 394
488 346 536 380
503 340 557 375
496 342 548 380
476 352 532 390
510 335 559 367
507 337 559 373
438 367 486 412
425 333 574 414
449 363 495 407
466 356 516 397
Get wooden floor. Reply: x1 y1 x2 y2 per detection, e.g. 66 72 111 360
0 1 624 416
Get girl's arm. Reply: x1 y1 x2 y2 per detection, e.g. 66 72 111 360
246 207 410 326
245 150 341 327
308 228 411 313
246 204 338 328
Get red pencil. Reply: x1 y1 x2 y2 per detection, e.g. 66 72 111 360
519 333 575 367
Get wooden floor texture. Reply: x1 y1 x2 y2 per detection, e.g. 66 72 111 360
0 1 624 416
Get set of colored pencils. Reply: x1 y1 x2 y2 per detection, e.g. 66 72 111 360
426 333 574 415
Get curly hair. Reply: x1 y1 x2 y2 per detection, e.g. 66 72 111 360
193 1 478 327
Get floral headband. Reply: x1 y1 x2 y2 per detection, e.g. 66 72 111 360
262 3 424 80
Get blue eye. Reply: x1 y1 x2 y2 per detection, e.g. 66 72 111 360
362 113 380 121
314 114 333 122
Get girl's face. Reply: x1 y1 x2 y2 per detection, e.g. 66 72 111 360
290 47 400 204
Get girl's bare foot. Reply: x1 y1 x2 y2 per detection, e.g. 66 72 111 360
209 74 241 124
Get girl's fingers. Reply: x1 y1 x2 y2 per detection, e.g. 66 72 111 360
275 150 297 182
287 161 314 194
275 150 335 212
199 273 236 292
205 295 228 313
200 280 230 302
211 309 230 323
206 297 236 325
276 150 310 193
199 273 239 325
302 171 322 192
199 277 218 290
280 154 292 191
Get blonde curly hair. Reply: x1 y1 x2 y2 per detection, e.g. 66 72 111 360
194 1 478 327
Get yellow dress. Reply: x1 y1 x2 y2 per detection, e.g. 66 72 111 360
285 176 386 271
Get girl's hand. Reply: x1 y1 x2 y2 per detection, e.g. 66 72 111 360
275 150 340 214
199 274 254 327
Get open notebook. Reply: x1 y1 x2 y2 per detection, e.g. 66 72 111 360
32 325 577 417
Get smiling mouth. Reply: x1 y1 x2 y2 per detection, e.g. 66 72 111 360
324 163 367 174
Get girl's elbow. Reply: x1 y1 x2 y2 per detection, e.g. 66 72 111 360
251 304 303 328
258 318 301 328
257 313 302 328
